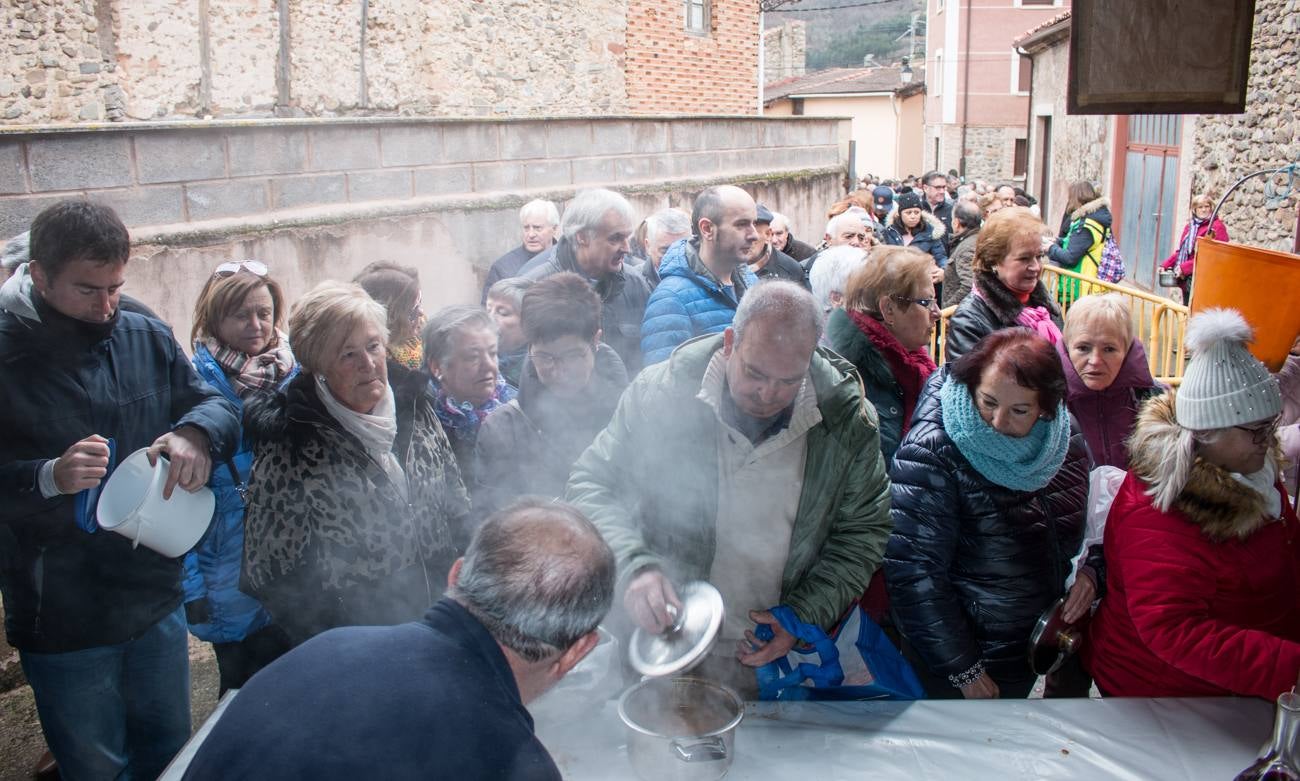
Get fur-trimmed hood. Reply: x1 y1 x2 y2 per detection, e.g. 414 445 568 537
1127 391 1283 542
1069 196 1110 222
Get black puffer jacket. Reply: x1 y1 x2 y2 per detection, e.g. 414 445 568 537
942 270 1061 365
884 370 1090 688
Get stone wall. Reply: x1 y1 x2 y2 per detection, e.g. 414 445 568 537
623 0 759 114
0 116 844 339
763 21 807 84
1189 0 1299 253
1 0 765 124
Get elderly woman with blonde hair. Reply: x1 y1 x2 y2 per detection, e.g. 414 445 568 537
826 245 939 461
242 281 470 648
1161 193 1229 303
1055 293 1162 468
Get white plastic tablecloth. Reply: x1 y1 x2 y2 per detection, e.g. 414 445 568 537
534 696 1274 780
162 690 1273 780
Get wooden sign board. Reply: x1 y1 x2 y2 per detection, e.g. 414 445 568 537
1069 0 1257 115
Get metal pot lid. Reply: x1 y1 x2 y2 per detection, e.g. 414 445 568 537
1027 596 1088 676
629 581 724 678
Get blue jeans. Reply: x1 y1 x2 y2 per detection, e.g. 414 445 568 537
20 607 191 781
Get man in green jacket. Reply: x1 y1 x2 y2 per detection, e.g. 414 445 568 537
566 280 892 695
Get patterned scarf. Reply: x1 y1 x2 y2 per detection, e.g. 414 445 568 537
1176 217 1209 270
201 333 295 398
939 375 1071 492
432 377 517 446
388 335 424 371
848 309 936 437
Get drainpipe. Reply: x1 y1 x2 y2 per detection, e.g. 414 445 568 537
758 10 766 115
359 0 370 109
960 0 973 177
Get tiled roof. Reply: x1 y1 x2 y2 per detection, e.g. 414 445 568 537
1013 10 1072 49
764 66 924 103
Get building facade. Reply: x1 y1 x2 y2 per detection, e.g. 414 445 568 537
2 0 760 123
765 66 924 181
923 0 1068 183
1018 0 1298 294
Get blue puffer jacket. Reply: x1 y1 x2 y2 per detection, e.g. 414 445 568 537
640 238 757 365
181 344 286 644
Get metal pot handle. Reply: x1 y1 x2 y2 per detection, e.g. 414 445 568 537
671 737 728 762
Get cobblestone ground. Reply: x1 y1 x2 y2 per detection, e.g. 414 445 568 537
0 635 219 781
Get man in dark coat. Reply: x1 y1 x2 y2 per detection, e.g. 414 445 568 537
0 201 239 781
769 211 817 263
920 170 954 236
942 200 983 308
520 188 651 373
182 499 615 781
750 203 810 289
481 199 559 303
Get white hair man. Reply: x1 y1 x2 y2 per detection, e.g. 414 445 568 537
801 210 873 279
183 499 615 780
481 199 559 303
520 189 652 371
638 207 691 288
768 211 817 263
569 281 892 699
639 185 761 365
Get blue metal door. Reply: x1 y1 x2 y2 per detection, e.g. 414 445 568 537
1116 116 1181 290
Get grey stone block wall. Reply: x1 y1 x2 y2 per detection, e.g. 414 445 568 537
0 116 846 239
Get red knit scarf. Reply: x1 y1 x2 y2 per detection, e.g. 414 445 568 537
848 309 936 436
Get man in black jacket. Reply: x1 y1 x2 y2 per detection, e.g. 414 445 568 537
520 188 652 373
920 170 954 237
182 499 614 781
749 204 810 288
480 199 559 304
0 201 239 781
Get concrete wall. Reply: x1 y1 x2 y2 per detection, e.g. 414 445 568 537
0 116 845 340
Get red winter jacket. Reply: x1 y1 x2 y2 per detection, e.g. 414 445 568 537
1161 217 1228 277
1084 472 1300 700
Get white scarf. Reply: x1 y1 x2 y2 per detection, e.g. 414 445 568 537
315 375 408 501
1231 459 1281 519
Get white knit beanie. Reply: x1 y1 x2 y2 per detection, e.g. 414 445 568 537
1176 308 1281 430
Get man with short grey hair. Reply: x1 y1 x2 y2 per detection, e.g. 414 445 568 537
637 207 691 288
183 499 614 781
481 199 560 303
569 280 892 698
521 189 651 371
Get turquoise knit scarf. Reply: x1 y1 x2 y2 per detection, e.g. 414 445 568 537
939 376 1071 492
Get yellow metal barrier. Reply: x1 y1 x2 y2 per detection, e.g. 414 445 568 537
937 268 1189 385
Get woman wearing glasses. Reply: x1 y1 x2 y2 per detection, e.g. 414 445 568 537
825 246 939 462
885 328 1090 699
1083 309 1300 699
242 282 470 647
185 259 295 691
943 207 1063 365
473 273 627 518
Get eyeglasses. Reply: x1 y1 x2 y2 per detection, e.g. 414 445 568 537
530 346 591 371
1234 418 1280 445
213 260 268 278
891 294 940 312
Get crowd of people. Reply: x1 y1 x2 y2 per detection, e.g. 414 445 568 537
0 167 1296 779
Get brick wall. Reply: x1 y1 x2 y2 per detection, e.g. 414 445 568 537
0 116 844 338
625 0 759 114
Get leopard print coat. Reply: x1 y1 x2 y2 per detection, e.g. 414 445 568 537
241 371 470 645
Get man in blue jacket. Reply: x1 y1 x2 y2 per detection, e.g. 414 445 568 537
182 499 614 781
640 185 760 365
0 200 239 781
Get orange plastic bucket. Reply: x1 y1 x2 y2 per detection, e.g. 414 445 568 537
1191 238 1300 370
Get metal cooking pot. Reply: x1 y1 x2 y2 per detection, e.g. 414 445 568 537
1158 268 1179 287
618 676 743 781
